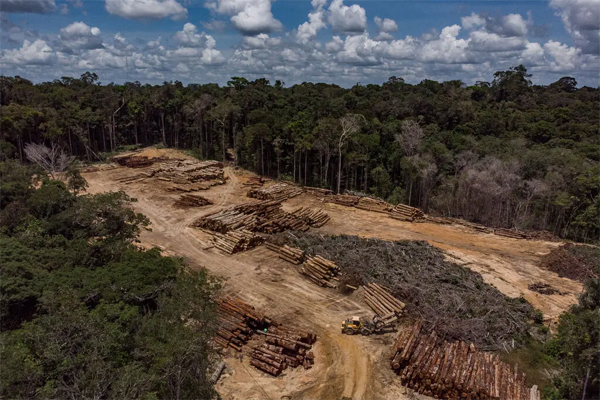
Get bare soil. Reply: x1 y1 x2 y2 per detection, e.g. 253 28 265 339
83 148 582 400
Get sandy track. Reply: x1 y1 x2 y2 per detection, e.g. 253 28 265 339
83 149 581 399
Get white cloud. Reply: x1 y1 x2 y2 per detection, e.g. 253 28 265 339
173 23 213 47
202 19 227 31
105 0 187 20
376 36 417 59
296 0 327 45
334 33 381 66
419 25 471 63
59 22 104 51
2 39 54 65
243 33 281 49
374 16 398 33
544 40 580 71
469 30 527 52
170 23 226 64
206 0 283 35
461 12 485 30
0 0 55 13
326 36 344 53
462 12 529 37
521 42 545 65
328 0 367 34
550 0 600 54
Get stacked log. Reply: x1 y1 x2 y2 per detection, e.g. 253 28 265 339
363 283 405 322
423 215 453 225
243 176 266 188
304 186 333 196
211 230 264 254
290 207 330 227
390 323 540 400
494 228 530 239
356 197 392 213
326 194 360 207
265 242 305 264
174 194 213 208
115 155 155 168
247 183 304 202
214 298 271 351
388 204 425 222
251 326 316 376
300 255 340 288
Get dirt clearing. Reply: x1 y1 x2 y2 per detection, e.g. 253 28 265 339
82 148 582 399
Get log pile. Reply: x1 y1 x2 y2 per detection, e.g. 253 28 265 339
214 298 271 351
210 229 264 254
115 155 156 168
251 326 316 376
304 186 333 196
356 197 392 213
362 283 405 321
247 183 304 202
388 204 425 222
265 242 305 264
390 323 540 400
243 176 266 188
494 228 530 239
300 255 340 288
290 207 330 227
174 194 213 208
195 200 329 234
326 194 360 207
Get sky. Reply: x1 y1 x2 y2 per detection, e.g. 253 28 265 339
0 0 599 87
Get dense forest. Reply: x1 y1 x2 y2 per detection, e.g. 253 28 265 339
1 67 598 242
0 162 219 398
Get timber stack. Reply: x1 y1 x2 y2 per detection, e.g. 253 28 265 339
114 155 156 168
326 194 360 207
390 323 541 400
265 242 305 264
215 298 271 352
211 230 264 254
247 183 304 202
251 325 317 376
356 197 392 213
304 186 333 196
388 204 425 222
494 228 530 239
174 194 213 208
243 176 266 188
290 207 331 227
363 283 405 322
300 255 340 288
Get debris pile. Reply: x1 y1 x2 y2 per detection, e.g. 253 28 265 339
538 243 600 282
194 200 328 234
388 204 425 222
282 233 534 350
528 282 564 295
265 242 305 264
300 255 340 288
247 183 304 202
174 194 213 208
390 323 540 400
356 197 391 213
363 283 405 321
215 298 317 377
210 230 264 254
290 207 330 227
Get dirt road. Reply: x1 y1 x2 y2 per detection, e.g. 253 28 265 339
83 148 581 400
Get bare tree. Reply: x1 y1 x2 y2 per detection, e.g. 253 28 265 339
337 114 364 194
395 120 423 157
24 143 74 178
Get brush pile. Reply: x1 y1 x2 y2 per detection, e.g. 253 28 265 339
528 282 564 295
390 323 540 400
265 242 305 264
282 232 534 350
388 204 425 222
194 200 328 234
300 255 340 288
210 230 264 254
247 183 304 202
174 194 213 208
356 197 391 213
290 207 330 227
538 243 600 282
363 283 405 321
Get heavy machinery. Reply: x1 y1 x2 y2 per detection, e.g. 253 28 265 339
341 315 393 336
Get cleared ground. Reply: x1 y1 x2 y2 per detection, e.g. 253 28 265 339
83 148 581 400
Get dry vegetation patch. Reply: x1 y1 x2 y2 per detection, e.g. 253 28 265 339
538 243 600 282
279 232 535 351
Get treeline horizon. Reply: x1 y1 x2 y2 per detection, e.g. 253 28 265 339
1 65 598 242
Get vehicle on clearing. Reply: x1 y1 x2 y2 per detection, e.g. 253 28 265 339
341 315 392 336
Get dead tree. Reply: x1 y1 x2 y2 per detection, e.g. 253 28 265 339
337 114 364 194
24 143 74 178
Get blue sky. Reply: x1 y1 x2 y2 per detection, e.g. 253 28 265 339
1 0 598 86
